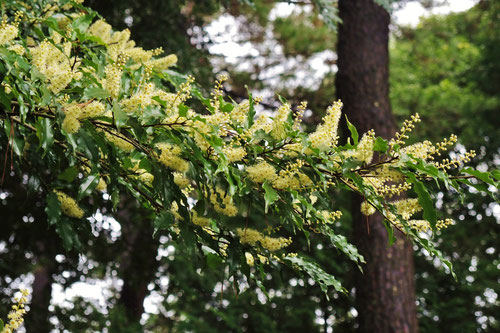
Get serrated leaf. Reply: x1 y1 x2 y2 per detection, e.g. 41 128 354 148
55 217 82 251
153 211 174 237
262 181 278 213
285 255 346 298
84 86 110 99
373 137 389 153
45 191 61 226
321 226 365 268
78 173 99 200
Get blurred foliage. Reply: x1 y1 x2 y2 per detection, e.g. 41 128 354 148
390 1 500 331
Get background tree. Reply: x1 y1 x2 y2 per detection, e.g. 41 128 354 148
336 0 418 331
0 1 498 332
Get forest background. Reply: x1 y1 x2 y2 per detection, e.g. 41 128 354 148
0 0 498 332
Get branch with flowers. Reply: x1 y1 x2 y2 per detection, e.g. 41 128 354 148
0 0 498 298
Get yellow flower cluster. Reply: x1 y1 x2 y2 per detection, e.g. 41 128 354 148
270 103 291 140
308 100 342 151
236 228 292 252
30 37 79 93
8 44 24 55
272 161 312 190
55 191 84 218
230 100 250 124
436 150 476 170
222 146 247 163
209 187 238 216
407 220 431 232
138 172 154 186
192 211 211 227
390 113 421 148
121 82 161 114
156 143 189 172
436 218 454 230
355 130 375 164
245 161 277 183
103 64 122 99
87 19 178 70
342 130 375 164
393 218 453 233
0 22 18 46
96 177 107 191
173 172 190 188
318 209 342 224
245 252 255 266
360 201 376 216
400 141 434 160
62 101 106 133
363 166 411 197
148 54 178 71
1 289 29 333
391 198 422 220
293 101 307 130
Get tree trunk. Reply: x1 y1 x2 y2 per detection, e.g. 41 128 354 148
336 1 419 332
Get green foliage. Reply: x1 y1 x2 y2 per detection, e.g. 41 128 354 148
390 3 500 331
0 0 498 331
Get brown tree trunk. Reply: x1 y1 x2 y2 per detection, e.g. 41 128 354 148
336 1 419 332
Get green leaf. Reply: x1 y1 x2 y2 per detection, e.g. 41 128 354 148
58 166 79 182
247 88 256 128
45 191 61 226
0 318 4 330
153 211 174 237
35 117 54 155
491 170 500 181
206 253 224 269
382 219 395 246
84 86 111 99
55 217 82 251
345 115 359 145
462 167 497 186
112 101 127 129
408 174 437 229
285 254 346 298
262 181 278 213
72 13 96 33
321 226 365 267
178 104 188 117
373 137 389 153
78 173 100 200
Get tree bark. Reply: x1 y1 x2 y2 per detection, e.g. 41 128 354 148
336 1 419 332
